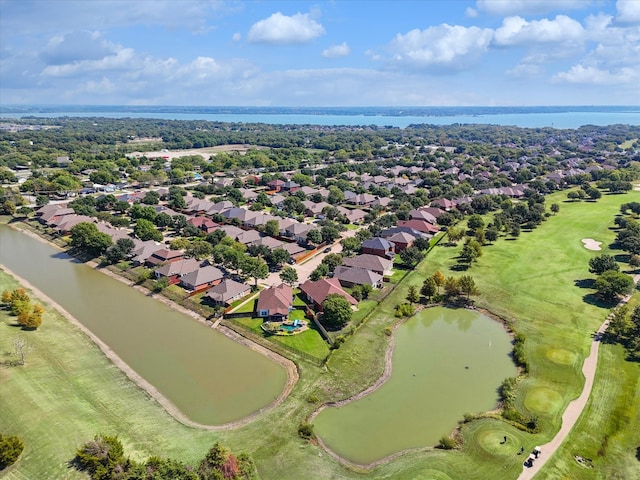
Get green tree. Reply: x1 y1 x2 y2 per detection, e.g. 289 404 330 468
0 433 24 470
550 203 560 214
267 248 290 268
340 236 361 256
467 214 484 232
70 222 113 255
458 275 479 301
321 253 343 272
241 257 269 287
74 435 126 479
306 229 322 245
444 276 460 297
321 294 353 330
406 285 420 304
186 240 213 260
594 270 634 302
134 218 163 242
264 219 280 237
399 246 425 267
310 263 329 281
485 227 498 244
420 277 437 302
279 266 299 287
588 254 619 275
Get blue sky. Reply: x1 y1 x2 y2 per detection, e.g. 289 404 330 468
1 0 638 106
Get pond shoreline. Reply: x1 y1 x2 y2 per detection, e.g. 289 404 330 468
2 221 299 430
309 303 516 470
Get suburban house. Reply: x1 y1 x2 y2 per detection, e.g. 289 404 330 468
130 240 163 265
397 219 440 235
281 180 301 193
285 223 314 244
345 208 367 224
52 214 95 234
380 226 428 240
187 216 219 234
204 279 251 307
256 283 293 320
409 209 437 224
266 179 285 192
145 248 184 267
343 254 393 276
179 265 225 292
430 198 456 211
39 207 74 225
333 266 383 288
361 237 395 259
299 278 358 311
154 258 201 284
386 232 416 252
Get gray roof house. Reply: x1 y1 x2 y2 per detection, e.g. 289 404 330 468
343 254 393 276
333 266 383 288
179 265 225 291
204 279 251 306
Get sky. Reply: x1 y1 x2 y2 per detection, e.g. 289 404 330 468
0 0 639 106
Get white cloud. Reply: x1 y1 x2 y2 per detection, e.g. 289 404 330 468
42 48 137 77
553 64 637 85
465 7 478 18
232 32 242 42
616 0 640 24
40 31 116 65
493 15 585 46
247 12 325 45
322 42 350 58
476 0 588 16
389 24 493 71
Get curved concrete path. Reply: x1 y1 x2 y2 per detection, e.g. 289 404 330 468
518 274 640 480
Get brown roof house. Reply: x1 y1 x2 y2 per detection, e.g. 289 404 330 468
180 265 225 292
386 232 416 252
256 284 293 320
333 266 383 289
145 248 184 267
299 278 358 311
361 237 395 259
204 279 251 307
154 258 201 285
343 254 393 276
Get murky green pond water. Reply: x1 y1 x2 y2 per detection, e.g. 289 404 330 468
0 225 287 424
314 307 516 464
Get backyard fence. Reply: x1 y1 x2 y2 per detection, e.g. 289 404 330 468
220 318 327 367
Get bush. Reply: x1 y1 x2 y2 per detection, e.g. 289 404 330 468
395 303 414 318
437 435 457 450
0 433 24 470
298 422 315 440
383 326 393 336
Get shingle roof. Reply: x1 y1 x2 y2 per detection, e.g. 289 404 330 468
256 284 293 316
333 266 382 286
299 278 358 306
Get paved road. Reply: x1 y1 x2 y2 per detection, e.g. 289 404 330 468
517 274 640 480
260 227 359 288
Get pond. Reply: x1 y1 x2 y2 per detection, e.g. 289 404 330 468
0 225 288 424
313 307 516 464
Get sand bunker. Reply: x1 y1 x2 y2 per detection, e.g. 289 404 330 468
582 238 602 251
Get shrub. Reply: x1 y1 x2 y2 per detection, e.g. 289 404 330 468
395 303 414 318
298 422 315 440
383 326 393 336
437 435 457 450
0 433 24 470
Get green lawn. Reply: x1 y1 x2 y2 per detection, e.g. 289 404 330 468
2 188 638 480
234 314 330 360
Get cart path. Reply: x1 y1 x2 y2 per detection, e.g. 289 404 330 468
518 274 640 480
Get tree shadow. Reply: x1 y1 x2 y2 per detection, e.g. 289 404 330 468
574 278 595 289
450 264 469 272
636 446 640 461
614 253 630 263
582 293 614 308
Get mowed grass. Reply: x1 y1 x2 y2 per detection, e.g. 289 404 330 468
1 188 639 480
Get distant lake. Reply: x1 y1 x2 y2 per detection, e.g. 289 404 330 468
1 105 638 129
